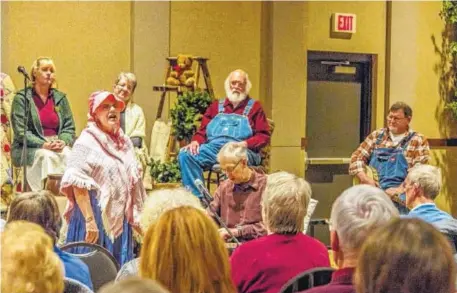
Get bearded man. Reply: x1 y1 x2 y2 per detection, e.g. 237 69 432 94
178 69 271 197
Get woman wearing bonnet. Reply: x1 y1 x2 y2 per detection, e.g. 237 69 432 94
61 91 147 265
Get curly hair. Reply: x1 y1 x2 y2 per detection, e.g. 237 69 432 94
1 221 64 293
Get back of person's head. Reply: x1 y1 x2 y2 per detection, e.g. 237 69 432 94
139 187 203 232
7 190 62 242
330 185 398 255
99 277 169 293
2 221 64 293
140 206 235 293
262 171 311 234
355 218 456 293
407 164 442 200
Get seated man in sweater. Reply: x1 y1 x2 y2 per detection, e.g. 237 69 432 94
230 171 330 293
404 165 457 243
179 69 270 197
207 142 266 242
302 185 398 293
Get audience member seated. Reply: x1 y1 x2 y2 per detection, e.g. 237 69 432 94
61 91 147 266
403 164 457 246
7 190 93 290
100 277 169 293
140 206 236 293
207 142 266 242
113 72 148 175
301 185 398 293
179 69 270 197
349 102 430 213
230 171 330 293
1 221 65 293
355 218 456 293
11 57 76 191
115 187 203 281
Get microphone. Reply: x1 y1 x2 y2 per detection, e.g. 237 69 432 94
195 179 213 203
17 66 31 81
195 179 241 245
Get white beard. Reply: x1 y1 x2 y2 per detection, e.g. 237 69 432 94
227 90 247 104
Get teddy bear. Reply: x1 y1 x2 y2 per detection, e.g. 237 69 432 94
166 54 196 88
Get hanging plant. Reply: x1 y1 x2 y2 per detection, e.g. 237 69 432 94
170 90 212 143
440 0 457 119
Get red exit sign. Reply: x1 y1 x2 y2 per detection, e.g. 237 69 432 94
333 13 357 33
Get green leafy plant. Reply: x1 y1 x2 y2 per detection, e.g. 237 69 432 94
149 159 181 183
441 0 457 119
170 90 212 143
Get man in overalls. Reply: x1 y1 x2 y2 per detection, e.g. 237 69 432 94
179 69 271 197
349 102 430 213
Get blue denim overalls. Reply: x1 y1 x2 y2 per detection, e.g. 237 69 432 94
368 130 416 214
178 98 261 196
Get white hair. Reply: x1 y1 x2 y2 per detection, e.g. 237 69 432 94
330 185 398 253
115 72 137 93
224 69 252 95
262 171 311 234
217 142 248 163
139 188 203 232
407 164 442 200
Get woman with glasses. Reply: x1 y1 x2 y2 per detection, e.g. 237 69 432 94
113 72 148 177
348 101 430 214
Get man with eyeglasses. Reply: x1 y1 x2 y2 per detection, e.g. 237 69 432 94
179 69 270 197
349 102 430 213
207 142 267 242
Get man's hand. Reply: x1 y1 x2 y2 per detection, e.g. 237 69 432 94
182 141 200 155
233 141 248 148
356 172 379 187
385 187 404 198
218 228 238 242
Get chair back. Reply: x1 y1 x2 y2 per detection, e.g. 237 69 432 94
64 278 94 293
279 267 335 293
60 242 119 292
259 118 275 173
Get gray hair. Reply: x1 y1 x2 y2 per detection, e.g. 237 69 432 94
217 142 248 163
262 171 311 234
330 185 398 253
224 69 252 95
139 188 203 232
115 72 137 94
407 164 442 200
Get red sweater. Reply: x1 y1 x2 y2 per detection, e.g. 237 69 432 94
32 93 59 136
230 233 330 293
192 97 270 151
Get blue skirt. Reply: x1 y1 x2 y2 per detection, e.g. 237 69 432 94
65 190 134 266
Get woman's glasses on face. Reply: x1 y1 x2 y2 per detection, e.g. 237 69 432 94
221 159 242 174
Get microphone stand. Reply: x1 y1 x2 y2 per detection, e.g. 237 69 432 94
19 76 31 192
201 196 241 245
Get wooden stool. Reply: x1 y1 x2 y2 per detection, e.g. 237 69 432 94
45 174 64 196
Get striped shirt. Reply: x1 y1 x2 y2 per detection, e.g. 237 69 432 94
349 128 430 176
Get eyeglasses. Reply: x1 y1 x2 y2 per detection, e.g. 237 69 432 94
116 83 133 92
386 115 407 122
221 159 242 174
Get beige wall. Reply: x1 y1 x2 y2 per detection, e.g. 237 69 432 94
389 1 457 215
1 1 131 135
169 1 262 101
269 1 387 175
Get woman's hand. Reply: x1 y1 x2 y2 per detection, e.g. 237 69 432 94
85 217 99 244
43 142 53 150
50 140 66 152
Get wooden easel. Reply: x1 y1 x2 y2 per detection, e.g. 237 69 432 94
152 56 215 160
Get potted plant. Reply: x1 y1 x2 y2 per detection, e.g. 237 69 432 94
148 159 182 189
170 90 212 145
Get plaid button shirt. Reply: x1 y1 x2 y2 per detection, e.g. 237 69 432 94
349 128 430 176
